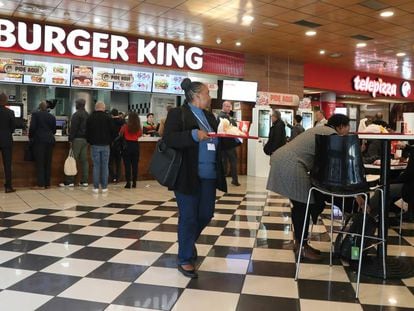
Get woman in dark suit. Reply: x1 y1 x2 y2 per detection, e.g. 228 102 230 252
163 78 234 278
29 101 56 189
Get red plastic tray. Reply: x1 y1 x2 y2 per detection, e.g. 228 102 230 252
207 132 259 139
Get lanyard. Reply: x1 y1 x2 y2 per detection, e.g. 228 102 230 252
191 111 213 132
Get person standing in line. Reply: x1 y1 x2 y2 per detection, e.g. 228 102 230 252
263 110 286 156
86 101 116 193
314 110 327 127
163 78 237 278
109 108 125 183
287 114 305 141
0 93 16 193
29 101 56 189
59 98 89 187
120 112 142 189
217 100 240 186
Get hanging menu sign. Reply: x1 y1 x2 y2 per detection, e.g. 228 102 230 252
152 73 185 94
113 69 152 92
23 60 71 86
6 63 43 76
93 67 113 89
71 65 93 87
0 58 23 82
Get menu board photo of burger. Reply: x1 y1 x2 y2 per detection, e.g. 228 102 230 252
23 61 71 86
114 69 152 92
152 73 185 94
0 58 23 83
93 67 114 89
71 65 93 87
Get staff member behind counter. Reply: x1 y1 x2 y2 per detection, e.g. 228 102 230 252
142 113 159 137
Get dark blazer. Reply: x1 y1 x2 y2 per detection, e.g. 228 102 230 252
29 111 56 144
0 106 15 148
86 111 116 146
163 103 229 195
398 146 414 203
263 119 286 155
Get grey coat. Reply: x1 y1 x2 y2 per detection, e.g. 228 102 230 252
266 126 336 203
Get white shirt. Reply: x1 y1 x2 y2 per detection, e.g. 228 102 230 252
314 118 327 127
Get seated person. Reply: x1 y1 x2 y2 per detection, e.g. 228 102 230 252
143 113 159 136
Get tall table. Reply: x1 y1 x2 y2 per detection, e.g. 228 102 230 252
358 133 414 279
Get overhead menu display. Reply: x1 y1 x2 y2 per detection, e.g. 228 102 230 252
152 73 185 94
0 58 23 83
113 69 152 92
71 65 93 87
93 67 114 89
23 61 71 86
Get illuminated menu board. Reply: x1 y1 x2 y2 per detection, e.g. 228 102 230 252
71 65 93 87
113 69 152 92
23 61 71 86
0 58 23 83
93 67 114 89
152 73 185 95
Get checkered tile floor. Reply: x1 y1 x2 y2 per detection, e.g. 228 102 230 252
0 176 413 311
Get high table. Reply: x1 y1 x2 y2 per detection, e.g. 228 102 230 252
358 133 414 279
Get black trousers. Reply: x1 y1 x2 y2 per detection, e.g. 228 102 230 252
0 146 12 188
109 146 122 181
122 141 139 182
33 142 54 187
222 147 238 183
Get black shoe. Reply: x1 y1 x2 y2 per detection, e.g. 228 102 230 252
231 181 241 186
178 265 198 279
124 182 131 189
132 181 136 188
5 187 16 193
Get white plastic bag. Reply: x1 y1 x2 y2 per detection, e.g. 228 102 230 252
64 149 77 176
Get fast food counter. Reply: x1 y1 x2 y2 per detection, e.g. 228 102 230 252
1 136 160 188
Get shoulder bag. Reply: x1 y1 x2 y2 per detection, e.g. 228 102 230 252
64 148 78 176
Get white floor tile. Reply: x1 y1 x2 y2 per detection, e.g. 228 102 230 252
19 231 68 242
135 267 190 288
12 221 54 230
0 290 52 311
141 231 177 242
199 257 249 274
300 299 363 311
0 267 36 289
74 226 116 236
171 289 239 311
214 236 255 248
242 275 299 298
29 243 83 257
251 248 295 263
89 237 136 249
121 222 159 231
109 250 162 266
42 258 104 276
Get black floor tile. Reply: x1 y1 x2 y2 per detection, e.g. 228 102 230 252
0 239 46 252
91 219 128 228
237 205 263 211
263 211 291 217
344 266 404 286
0 228 35 238
196 235 219 244
223 193 243 197
188 271 245 293
214 209 237 215
216 200 242 205
112 283 183 310
208 245 252 260
118 209 148 216
0 212 18 218
266 202 291 207
87 262 148 282
154 206 178 211
399 229 414 237
259 223 291 231
54 234 100 246
243 197 267 202
208 220 229 227
237 294 300 311
222 228 257 238
247 261 296 278
43 224 84 233
69 247 121 261
255 238 294 250
67 205 98 212
29 209 60 215
37 297 107 311
152 253 179 268
297 279 357 303
127 240 174 252
154 224 178 232
9 272 80 295
386 236 411 246
104 203 133 208
0 219 24 227
1 254 60 270
108 229 148 239
78 212 111 219
138 216 169 223
137 200 164 205
35 216 69 223
231 215 261 222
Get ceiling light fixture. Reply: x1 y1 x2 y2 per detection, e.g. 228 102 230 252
194 34 202 40
356 42 367 48
262 21 278 27
0 2 4 7
216 37 222 45
380 11 394 17
94 17 101 23
242 15 254 23
305 30 317 36
147 26 155 33
235 41 242 46
360 59 365 62
396 52 406 57
319 50 325 55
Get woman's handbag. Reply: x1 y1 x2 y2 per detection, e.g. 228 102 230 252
64 149 77 176
149 140 182 188
113 133 127 155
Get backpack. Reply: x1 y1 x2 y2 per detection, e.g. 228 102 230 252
334 212 377 263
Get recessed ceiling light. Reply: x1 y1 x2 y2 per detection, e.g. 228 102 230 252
380 11 394 17
216 37 222 44
396 52 406 57
262 21 278 27
147 26 155 33
360 59 365 62
235 41 242 46
242 15 254 23
0 2 4 7
94 17 101 23
356 42 367 48
194 34 202 40
319 50 325 55
305 30 317 36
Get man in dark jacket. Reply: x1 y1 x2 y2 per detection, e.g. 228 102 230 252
287 114 305 141
0 93 16 193
86 101 116 193
263 110 286 156
60 98 89 187
217 101 240 186
109 108 125 183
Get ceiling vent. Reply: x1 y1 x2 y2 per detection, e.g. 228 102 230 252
293 20 322 28
351 34 373 41
359 0 389 10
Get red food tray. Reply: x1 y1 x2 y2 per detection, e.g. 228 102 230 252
207 132 259 139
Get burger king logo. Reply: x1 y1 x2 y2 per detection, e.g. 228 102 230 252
401 81 411 98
